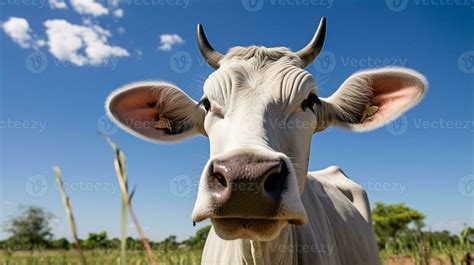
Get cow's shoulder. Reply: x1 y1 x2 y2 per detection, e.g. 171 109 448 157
307 166 371 223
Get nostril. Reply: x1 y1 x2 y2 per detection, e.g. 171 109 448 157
212 172 228 188
263 161 287 197
264 172 281 193
209 162 231 195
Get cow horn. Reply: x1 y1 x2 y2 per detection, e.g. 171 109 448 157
296 17 327 68
197 24 223 69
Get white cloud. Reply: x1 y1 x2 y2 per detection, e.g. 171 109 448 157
1 17 44 49
70 0 108 17
157 34 184 51
113 9 124 18
44 19 129 66
49 0 67 9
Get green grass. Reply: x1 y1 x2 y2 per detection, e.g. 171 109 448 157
0 250 202 265
379 247 468 264
8 138 463 265
1 248 471 265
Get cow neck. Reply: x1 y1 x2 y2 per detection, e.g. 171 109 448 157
239 224 298 265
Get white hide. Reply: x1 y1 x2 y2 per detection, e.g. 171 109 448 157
106 45 427 265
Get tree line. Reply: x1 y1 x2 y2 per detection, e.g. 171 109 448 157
0 205 211 252
1 203 472 260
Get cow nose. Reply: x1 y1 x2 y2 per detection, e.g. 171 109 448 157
207 154 288 217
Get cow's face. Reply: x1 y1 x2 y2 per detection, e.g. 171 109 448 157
106 18 427 241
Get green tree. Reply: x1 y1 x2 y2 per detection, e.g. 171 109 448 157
183 225 211 249
109 238 121 249
126 236 143 251
3 205 55 249
424 230 457 246
161 235 177 253
372 202 425 246
50 238 70 250
459 226 473 264
83 231 108 249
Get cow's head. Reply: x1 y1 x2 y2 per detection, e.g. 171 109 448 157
106 18 427 241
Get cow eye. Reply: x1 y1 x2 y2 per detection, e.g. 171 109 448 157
301 93 320 113
199 98 211 112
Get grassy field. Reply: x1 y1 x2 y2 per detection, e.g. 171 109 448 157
380 248 471 265
0 250 202 265
1 141 470 265
0 249 471 265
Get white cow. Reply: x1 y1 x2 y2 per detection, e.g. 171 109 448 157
106 17 427 265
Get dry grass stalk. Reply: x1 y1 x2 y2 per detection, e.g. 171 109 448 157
105 137 158 265
52 166 88 265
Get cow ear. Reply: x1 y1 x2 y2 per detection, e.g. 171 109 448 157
314 67 427 132
106 81 206 143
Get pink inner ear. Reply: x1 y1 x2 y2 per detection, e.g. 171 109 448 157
108 82 204 142
109 86 185 139
362 72 424 128
109 86 170 139
113 87 157 110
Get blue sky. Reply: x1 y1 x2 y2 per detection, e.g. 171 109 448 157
0 0 473 241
